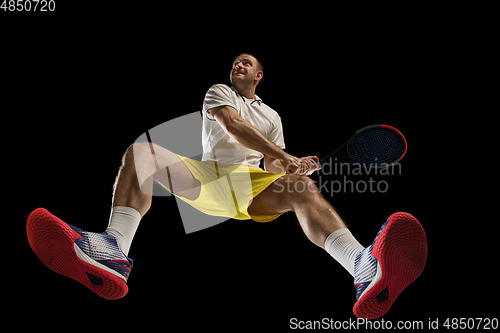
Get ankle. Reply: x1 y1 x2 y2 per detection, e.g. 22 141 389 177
106 206 142 256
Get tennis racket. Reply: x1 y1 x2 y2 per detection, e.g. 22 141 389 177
320 124 407 168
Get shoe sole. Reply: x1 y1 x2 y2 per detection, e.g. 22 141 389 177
26 208 128 300
353 212 427 319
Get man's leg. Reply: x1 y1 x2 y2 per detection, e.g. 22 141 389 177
248 175 347 248
247 175 364 276
26 141 202 299
107 142 201 255
112 142 201 216
248 175 427 319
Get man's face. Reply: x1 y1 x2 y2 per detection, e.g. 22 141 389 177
230 54 262 86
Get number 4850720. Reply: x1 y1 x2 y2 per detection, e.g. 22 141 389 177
443 318 498 330
1 0 56 11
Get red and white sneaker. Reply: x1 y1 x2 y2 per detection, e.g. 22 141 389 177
26 208 133 300
353 212 427 319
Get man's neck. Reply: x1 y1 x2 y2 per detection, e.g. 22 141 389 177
232 83 256 100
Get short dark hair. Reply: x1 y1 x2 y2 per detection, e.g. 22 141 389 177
239 53 263 72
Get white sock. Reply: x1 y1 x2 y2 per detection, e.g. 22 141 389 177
106 206 141 257
324 228 364 277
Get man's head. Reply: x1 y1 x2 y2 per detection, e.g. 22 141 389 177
229 53 264 88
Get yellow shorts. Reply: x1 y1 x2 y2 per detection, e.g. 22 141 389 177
173 155 286 222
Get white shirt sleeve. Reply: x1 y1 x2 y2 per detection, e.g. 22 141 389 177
203 84 238 120
267 113 286 149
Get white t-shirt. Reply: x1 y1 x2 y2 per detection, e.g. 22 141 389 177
201 84 285 169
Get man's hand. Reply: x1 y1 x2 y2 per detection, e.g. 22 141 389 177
281 154 321 176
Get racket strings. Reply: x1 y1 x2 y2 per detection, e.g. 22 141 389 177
347 128 405 165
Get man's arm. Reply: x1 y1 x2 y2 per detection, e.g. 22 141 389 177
209 106 321 175
264 155 286 174
209 106 288 161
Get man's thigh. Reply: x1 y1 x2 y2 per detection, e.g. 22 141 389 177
145 143 201 201
247 175 301 216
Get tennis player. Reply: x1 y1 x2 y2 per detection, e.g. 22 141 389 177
27 53 427 319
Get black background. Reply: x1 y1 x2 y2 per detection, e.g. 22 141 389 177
5 4 494 332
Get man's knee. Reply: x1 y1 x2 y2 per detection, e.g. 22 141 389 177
293 175 318 194
125 142 154 160
122 143 159 185
124 142 164 169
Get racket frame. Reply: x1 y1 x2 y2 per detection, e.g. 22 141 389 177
320 124 407 169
